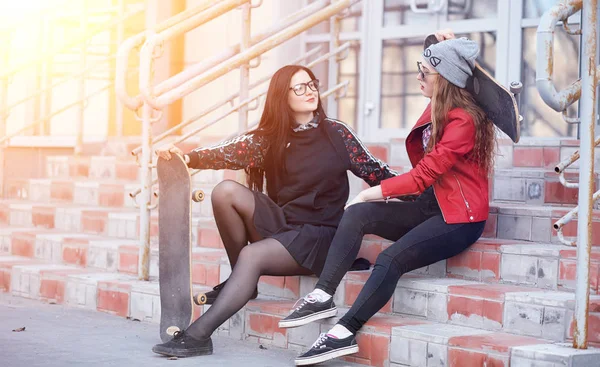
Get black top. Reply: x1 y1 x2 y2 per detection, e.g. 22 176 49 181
186 115 399 228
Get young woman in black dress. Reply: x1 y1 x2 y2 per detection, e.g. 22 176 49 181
152 64 398 358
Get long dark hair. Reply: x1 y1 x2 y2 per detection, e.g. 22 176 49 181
428 76 496 174
246 65 326 195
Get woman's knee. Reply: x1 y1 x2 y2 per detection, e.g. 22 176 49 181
374 249 402 274
340 203 370 227
212 180 244 207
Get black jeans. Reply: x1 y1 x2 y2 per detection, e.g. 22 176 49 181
315 189 485 334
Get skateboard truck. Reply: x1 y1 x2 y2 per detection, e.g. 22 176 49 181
509 81 524 123
192 190 205 202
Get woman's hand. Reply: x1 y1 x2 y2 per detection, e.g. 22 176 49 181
345 192 367 210
345 185 385 210
155 144 185 161
435 28 456 41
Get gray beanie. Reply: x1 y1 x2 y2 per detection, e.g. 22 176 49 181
423 37 479 88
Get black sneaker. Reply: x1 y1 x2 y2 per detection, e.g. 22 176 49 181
278 292 337 328
203 280 258 305
294 333 358 365
152 330 213 358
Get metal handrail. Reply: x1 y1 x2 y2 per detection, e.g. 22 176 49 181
128 80 351 201
138 0 357 109
0 73 137 146
118 0 331 111
115 0 237 110
0 55 118 117
0 3 144 79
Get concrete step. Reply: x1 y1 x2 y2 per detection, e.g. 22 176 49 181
487 202 600 246
493 168 600 207
1 255 599 367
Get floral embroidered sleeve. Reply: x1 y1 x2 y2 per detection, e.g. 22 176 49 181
186 133 268 170
329 119 398 186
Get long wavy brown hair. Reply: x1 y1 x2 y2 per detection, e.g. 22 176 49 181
426 76 496 174
246 65 326 197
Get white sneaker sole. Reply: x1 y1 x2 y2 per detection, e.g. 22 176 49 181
294 344 359 365
278 307 337 329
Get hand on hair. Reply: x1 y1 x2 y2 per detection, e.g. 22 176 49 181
434 29 456 41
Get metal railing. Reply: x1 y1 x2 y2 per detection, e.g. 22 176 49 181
537 0 599 349
116 0 359 280
0 0 144 197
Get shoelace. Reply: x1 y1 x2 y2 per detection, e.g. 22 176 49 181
310 333 328 349
291 294 318 312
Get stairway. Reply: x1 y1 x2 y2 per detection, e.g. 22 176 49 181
1 137 600 366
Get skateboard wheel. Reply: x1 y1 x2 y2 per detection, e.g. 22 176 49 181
166 326 181 336
192 190 205 202
194 293 207 305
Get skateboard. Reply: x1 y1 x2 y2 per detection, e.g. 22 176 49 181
424 34 521 143
157 154 194 342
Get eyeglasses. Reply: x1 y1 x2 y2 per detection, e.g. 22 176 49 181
290 79 320 96
417 61 439 79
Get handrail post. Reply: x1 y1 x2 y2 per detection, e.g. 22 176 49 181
327 1 341 118
238 3 251 133
115 0 126 137
572 0 598 349
138 102 153 281
75 0 89 156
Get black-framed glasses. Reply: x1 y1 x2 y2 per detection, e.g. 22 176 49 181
290 79 320 96
417 61 439 79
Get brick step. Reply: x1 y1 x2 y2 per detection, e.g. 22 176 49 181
493 168 600 206
0 200 223 246
4 176 232 210
0 226 230 285
359 237 600 294
487 202 600 246
1 256 599 367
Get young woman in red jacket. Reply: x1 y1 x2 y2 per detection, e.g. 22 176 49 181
282 33 497 366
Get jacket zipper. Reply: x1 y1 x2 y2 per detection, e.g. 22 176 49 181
453 173 473 220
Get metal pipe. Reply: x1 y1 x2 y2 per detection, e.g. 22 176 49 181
572 0 597 349
536 0 584 112
554 189 600 246
138 103 153 281
140 0 329 110
75 0 88 156
559 171 581 188
239 3 251 132
147 0 354 109
129 43 347 156
115 0 217 110
327 2 341 118
554 135 600 173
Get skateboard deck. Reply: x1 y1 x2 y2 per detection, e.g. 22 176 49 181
424 34 521 143
157 154 193 342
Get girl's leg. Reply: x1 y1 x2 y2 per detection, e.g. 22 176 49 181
185 238 312 340
338 216 485 334
211 180 263 268
315 201 433 295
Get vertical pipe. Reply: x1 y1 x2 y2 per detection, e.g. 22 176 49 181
573 0 598 350
115 0 125 137
75 0 88 155
138 103 153 281
327 1 341 118
238 3 251 133
0 34 8 197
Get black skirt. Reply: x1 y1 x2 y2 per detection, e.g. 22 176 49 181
252 191 337 276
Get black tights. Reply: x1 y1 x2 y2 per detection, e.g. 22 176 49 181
186 180 312 340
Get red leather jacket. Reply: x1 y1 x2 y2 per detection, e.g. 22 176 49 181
380 104 489 224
